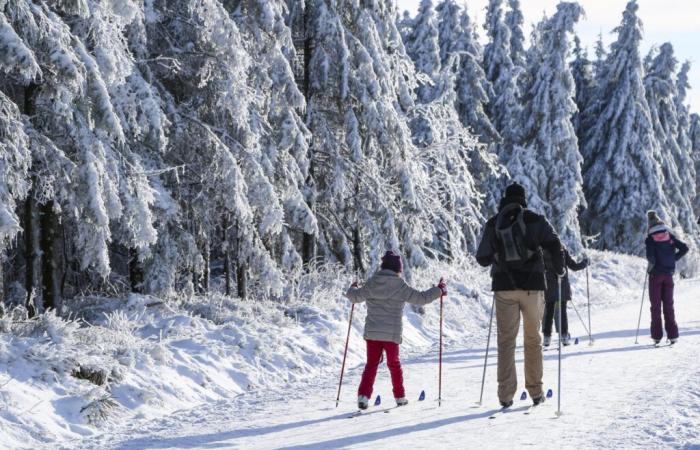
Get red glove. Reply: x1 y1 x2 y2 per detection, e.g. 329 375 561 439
437 278 447 296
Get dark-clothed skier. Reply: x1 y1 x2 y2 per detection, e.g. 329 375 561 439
476 182 565 408
645 211 689 345
542 248 589 346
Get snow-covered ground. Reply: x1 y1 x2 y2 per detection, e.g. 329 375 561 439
67 273 700 450
4 251 694 449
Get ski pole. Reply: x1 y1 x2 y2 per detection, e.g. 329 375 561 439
634 273 648 344
438 278 444 407
477 296 495 405
586 266 593 345
335 302 355 407
569 298 592 339
556 276 563 417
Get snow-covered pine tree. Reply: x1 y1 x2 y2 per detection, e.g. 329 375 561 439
592 33 607 80
407 59 485 257
509 2 585 251
404 0 441 102
571 35 595 144
483 0 522 161
674 62 700 222
306 0 433 275
436 5 503 216
504 0 526 72
141 0 288 298
691 113 700 217
581 0 667 253
644 43 699 238
235 0 318 283
1 0 165 309
435 0 461 67
438 5 500 145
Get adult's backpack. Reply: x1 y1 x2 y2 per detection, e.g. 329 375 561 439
494 203 535 271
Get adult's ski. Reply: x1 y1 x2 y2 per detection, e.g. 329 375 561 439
524 404 542 415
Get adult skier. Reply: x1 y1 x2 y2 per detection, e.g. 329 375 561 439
542 248 589 347
345 251 447 410
645 210 689 344
476 182 564 408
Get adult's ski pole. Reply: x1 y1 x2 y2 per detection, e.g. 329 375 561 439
477 296 495 405
634 273 649 344
335 302 355 407
556 276 563 417
586 265 593 345
569 298 592 340
438 278 444 407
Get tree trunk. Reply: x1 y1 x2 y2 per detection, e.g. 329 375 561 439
203 239 210 293
232 220 247 299
24 194 37 317
237 263 247 299
300 1 317 270
222 216 231 296
39 200 59 311
129 247 143 293
0 254 4 307
23 83 39 316
352 226 365 275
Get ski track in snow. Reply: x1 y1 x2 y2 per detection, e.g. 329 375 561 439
61 282 700 450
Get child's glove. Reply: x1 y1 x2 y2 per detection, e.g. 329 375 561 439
437 278 447 296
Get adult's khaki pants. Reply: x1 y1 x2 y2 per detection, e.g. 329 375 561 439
495 290 545 403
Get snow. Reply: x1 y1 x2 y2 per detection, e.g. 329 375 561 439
3 251 688 449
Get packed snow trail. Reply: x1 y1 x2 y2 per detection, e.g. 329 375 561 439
67 281 700 450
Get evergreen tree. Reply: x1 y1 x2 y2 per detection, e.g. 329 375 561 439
592 33 607 81
504 0 526 70
404 0 441 102
483 0 522 161
452 8 503 215
581 0 667 253
435 0 461 67
645 44 698 238
691 113 700 218
571 36 595 142
692 113 700 154
236 0 319 281
510 2 585 251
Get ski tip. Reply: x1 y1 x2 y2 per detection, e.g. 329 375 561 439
419 390 426 401
546 389 553 398
520 391 527 401
374 395 381 406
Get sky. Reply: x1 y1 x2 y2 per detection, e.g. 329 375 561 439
395 0 700 113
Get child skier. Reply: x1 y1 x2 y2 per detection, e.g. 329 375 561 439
345 251 446 410
645 211 689 345
542 248 589 347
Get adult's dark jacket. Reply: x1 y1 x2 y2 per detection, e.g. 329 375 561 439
645 225 689 275
476 197 565 291
543 249 588 303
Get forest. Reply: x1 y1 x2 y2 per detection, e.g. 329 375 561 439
1 0 699 313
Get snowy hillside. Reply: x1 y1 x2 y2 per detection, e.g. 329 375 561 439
0 251 649 449
77 271 700 450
